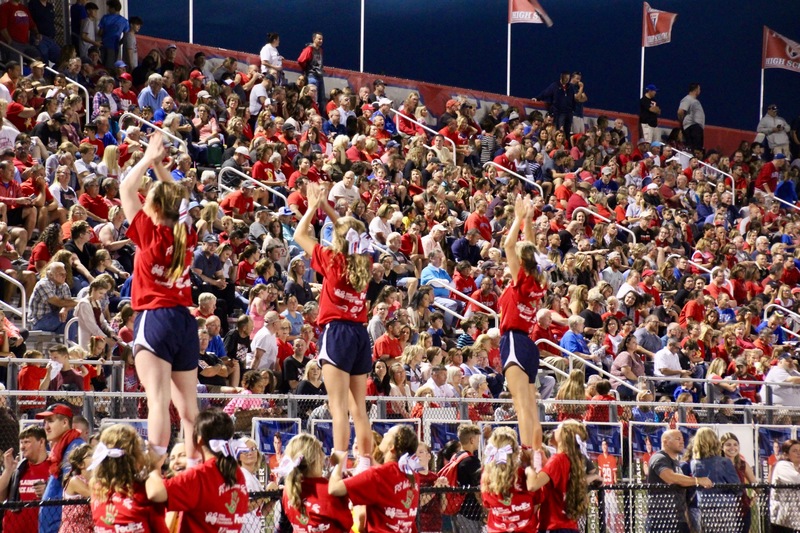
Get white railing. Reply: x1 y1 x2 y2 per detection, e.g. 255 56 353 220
387 108 457 166
0 42 91 120
672 148 736 206
424 278 499 329
666 253 712 274
482 161 544 197
0 270 26 328
218 167 288 205
763 304 800 329
120 113 188 153
534 338 643 395
573 207 637 244
766 193 800 214
64 317 79 347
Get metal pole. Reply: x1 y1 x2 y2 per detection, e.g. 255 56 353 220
359 0 365 73
759 68 765 122
188 0 194 43
506 23 512 96
639 46 645 106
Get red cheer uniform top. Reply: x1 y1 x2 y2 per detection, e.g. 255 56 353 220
481 467 542 533
92 483 168 533
126 210 197 310
499 269 546 335
281 477 353 533
311 244 370 326
539 452 579 531
343 462 420 533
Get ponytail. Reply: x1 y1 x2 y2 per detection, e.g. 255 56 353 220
168 219 188 283
216 454 239 487
285 460 306 510
346 253 371 294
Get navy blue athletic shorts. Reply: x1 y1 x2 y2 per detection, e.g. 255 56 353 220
500 329 540 384
317 320 372 376
133 306 200 372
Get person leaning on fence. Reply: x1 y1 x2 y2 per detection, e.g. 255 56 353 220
0 426 49 533
646 429 713 533
770 439 800 533
688 428 742 533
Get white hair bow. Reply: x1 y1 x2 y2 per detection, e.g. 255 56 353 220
209 438 249 458
88 441 126 471
345 228 374 255
274 454 304 477
575 435 589 458
483 444 513 465
398 453 423 475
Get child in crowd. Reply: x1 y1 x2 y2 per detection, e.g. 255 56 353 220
60 444 94 531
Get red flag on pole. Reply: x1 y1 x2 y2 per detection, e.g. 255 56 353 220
763 26 800 73
642 2 678 47
508 0 553 27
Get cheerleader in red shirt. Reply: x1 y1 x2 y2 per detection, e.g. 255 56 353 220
498 196 548 448
481 427 542 533
529 419 590 533
279 433 353 533
119 132 199 461
294 182 373 470
328 424 421 533
90 423 168 533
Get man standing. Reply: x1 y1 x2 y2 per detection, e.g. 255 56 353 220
27 0 60 65
757 104 791 156
251 311 280 372
646 430 712 533
453 424 483 533
36 403 85 533
0 426 50 533
297 32 325 112
533 71 584 140
677 83 705 153
639 84 660 143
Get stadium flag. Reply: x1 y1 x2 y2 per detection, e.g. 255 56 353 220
506 0 552 96
760 27 800 118
640 3 678 107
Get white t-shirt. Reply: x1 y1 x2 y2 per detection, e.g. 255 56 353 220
369 216 392 242
328 181 359 204
249 83 269 115
653 347 682 378
250 327 278 371
259 43 282 72
761 366 800 407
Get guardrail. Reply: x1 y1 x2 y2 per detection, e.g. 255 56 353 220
763 303 800 336
534 338 643 395
673 147 736 205
666 253 712 274
0 270 26 328
482 161 544 197
64 317 79 347
120 113 188 153
218 167 288 206
767 193 800 214
424 278 498 329
387 108 457 166
573 207 637 244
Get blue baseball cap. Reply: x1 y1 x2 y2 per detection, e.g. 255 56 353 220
114 60 127 68
645 84 658 92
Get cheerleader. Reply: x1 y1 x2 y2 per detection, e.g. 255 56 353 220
119 132 199 461
293 182 373 469
499 196 547 448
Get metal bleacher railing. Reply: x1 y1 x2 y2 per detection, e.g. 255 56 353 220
482 161 545 197
218 166 288 207
0 269 27 329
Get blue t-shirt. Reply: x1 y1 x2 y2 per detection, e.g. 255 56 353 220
98 13 129 48
281 309 304 336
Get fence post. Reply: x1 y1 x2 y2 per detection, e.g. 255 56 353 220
110 363 123 418
378 398 387 419
743 407 753 425
597 487 607 533
6 361 18 412
765 386 774 425
678 405 687 425
82 395 95 432
287 396 298 419
459 401 469 421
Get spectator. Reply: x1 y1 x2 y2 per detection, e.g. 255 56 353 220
770 439 800 532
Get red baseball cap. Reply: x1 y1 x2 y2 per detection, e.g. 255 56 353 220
119 72 132 82
36 403 74 419
190 70 205 80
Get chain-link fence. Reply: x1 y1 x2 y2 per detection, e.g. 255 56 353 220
3 484 798 533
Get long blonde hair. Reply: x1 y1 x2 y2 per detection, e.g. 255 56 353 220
330 216 371 293
101 144 120 175
480 427 519 496
283 433 325 511
146 181 188 282
557 420 589 519
692 427 721 459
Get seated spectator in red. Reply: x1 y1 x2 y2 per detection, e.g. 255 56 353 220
0 160 36 239
219 182 256 223
678 290 705 329
78 177 109 223
180 70 205 104
584 380 623 422
12 136 34 173
6 88 36 132
464 199 492 242
466 277 499 315
452 261 477 302
346 134 368 163
373 318 403 363
287 156 312 188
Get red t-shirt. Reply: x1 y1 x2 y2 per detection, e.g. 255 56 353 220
343 462 420 533
92 483 168 533
251 161 275 182
79 192 110 220
286 191 309 216
27 241 52 272
539 452 578 530
597 454 619 485
281 477 353 533
2 458 51 533
126 210 196 310
6 101 33 131
311 244 369 326
287 170 310 189
276 339 294 368
179 80 202 105
373 334 402 361
464 212 492 242
481 468 541 533
236 260 257 286
0 2 35 43
164 458 249 533
19 177 53 203
452 271 477 302
219 190 254 217
499 269 546 335
112 88 138 112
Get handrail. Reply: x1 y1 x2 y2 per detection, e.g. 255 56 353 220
387 108 457 166
672 148 736 206
534 338 643 395
0 41 91 121
666 253 712 274
64 317 79 346
763 303 800 324
0 270 26 328
482 161 544 197
424 278 499 329
573 207 637 244
766 193 800 214
431 301 467 323
218 167 288 205
119 113 188 153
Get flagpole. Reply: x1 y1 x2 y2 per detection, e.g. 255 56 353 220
506 22 512 96
759 67 765 121
640 46 645 101
359 0 365 72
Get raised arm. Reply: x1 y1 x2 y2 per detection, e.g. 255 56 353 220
120 132 166 221
294 182 323 256
504 195 526 280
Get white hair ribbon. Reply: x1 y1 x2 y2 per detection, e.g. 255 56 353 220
483 444 513 465
209 438 249 458
178 198 192 228
88 442 126 471
398 453 423 475
345 228 374 255
575 435 589 458
274 454 304 477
